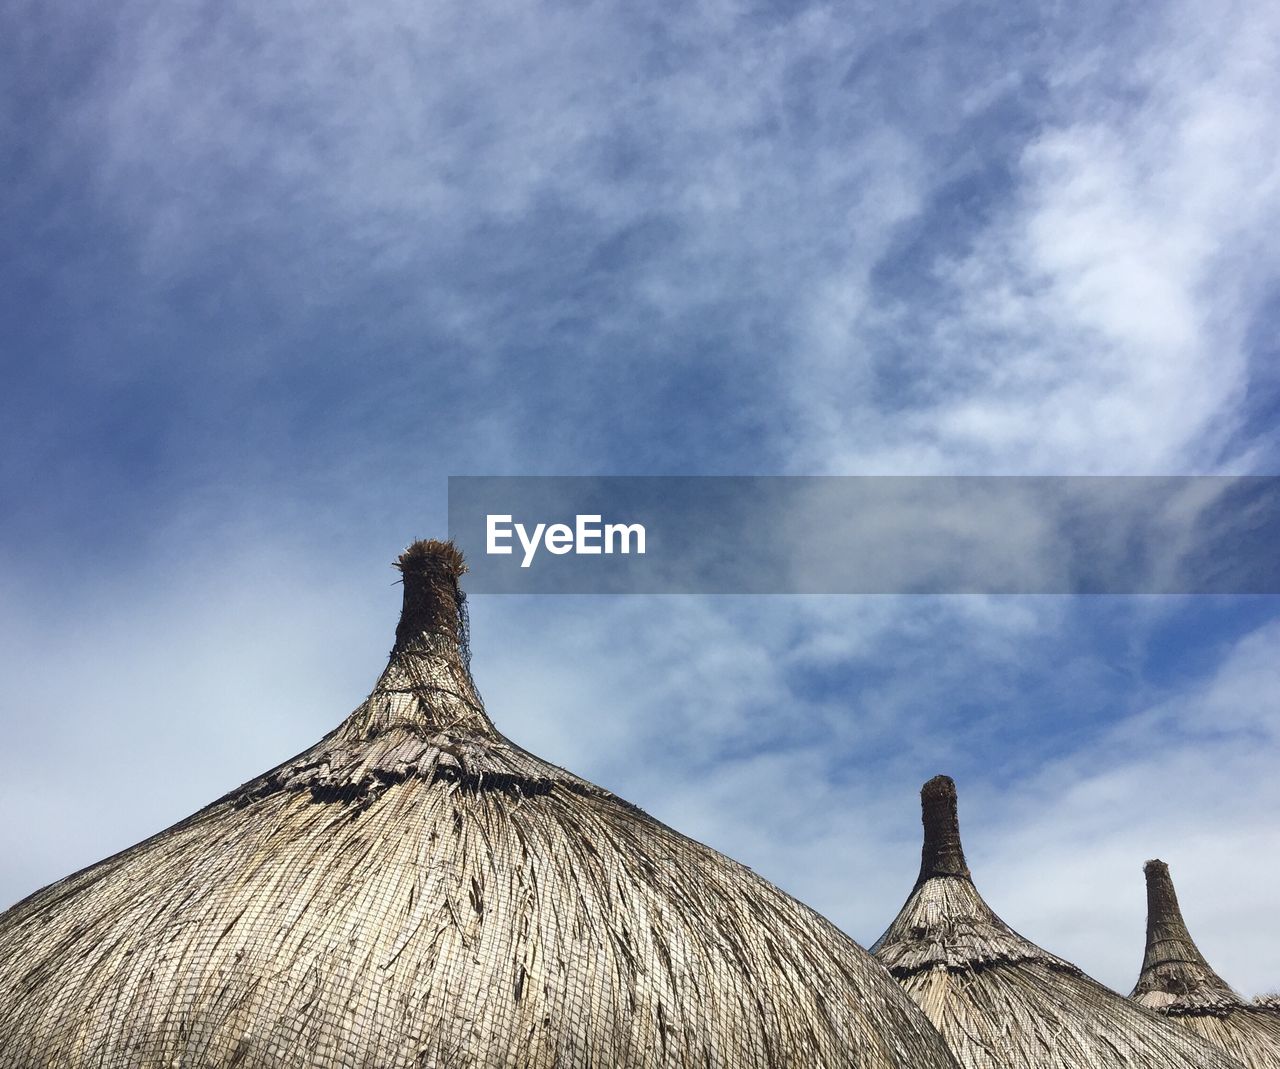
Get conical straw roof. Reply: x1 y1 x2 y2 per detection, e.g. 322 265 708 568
1131 859 1280 1069
871 776 1247 1069
0 541 959 1069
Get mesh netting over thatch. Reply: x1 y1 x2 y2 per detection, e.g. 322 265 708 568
871 776 1247 1069
0 541 959 1069
1130 859 1280 1069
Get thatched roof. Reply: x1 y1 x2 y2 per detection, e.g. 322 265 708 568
871 776 1247 1069
1131 859 1280 1069
0 541 958 1069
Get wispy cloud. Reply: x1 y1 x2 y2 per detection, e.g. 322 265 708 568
791 0 1280 474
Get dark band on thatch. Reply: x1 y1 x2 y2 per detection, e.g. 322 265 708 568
918 774 971 885
393 539 469 654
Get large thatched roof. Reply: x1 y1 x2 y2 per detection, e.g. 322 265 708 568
871 776 1246 1069
0 541 958 1069
1131 859 1280 1069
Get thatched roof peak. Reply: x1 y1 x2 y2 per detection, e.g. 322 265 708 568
392 538 469 651
1131 861 1280 1067
397 536 468 575
0 540 962 1068
918 774 971 885
875 776 1069 976
872 779 1250 1069
321 537 500 741
1132 860 1242 1014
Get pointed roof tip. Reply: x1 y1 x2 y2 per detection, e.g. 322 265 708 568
1143 858 1186 926
922 773 958 802
1135 857 1240 1010
396 538 468 578
918 773 971 883
392 539 470 653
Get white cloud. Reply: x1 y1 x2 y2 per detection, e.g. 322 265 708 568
791 0 1280 475
0 540 391 906
482 592 1280 996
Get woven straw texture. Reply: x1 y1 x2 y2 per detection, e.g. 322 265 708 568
1131 860 1280 1069
0 541 958 1069
872 777 1248 1069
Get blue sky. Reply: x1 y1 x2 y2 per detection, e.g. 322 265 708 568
2 0 1278 996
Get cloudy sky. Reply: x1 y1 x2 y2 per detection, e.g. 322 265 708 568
2 0 1278 997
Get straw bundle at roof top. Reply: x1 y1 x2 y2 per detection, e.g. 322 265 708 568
871 776 1247 1069
1131 859 1280 1069
0 540 959 1069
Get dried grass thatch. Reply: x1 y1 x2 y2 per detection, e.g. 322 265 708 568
1131 859 1280 1069
0 541 959 1069
871 776 1246 1069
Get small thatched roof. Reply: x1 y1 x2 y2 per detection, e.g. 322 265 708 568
0 540 959 1068
871 776 1247 1069
1131 859 1280 1069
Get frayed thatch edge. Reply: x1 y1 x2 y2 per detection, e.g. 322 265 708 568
395 539 468 577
